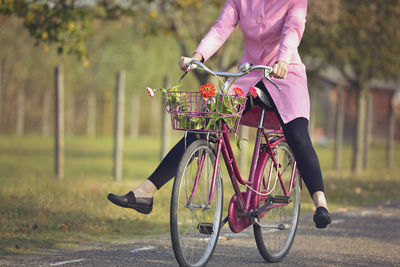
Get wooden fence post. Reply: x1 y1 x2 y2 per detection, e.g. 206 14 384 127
16 89 25 136
161 76 170 159
55 64 65 180
113 71 125 181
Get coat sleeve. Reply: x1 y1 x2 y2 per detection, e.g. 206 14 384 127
194 0 239 62
276 0 308 64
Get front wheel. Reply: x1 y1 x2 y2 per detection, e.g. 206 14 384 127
170 139 223 267
253 141 301 263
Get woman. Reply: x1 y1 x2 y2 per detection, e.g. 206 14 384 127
108 0 331 229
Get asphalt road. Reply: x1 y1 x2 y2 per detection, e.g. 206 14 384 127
1 202 399 267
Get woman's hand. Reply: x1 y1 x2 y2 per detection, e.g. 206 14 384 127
272 61 288 79
178 56 193 71
178 52 204 71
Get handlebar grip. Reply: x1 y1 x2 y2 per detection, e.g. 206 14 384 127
185 59 281 91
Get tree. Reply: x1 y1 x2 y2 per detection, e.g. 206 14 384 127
145 1 243 84
303 0 400 173
1 0 95 63
2 1 243 87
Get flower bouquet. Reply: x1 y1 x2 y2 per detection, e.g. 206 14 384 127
147 82 258 134
163 83 252 134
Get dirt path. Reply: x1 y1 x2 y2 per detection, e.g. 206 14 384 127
1 202 399 266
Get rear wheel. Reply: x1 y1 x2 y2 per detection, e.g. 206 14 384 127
170 139 223 267
253 141 301 263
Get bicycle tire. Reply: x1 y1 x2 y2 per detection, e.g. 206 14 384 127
253 141 301 263
170 139 223 267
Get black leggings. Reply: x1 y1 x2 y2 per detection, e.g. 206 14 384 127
148 81 324 197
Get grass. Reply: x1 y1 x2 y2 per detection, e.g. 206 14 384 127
0 134 399 255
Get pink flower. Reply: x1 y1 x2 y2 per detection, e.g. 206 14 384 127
249 86 258 98
146 87 155 97
233 87 244 97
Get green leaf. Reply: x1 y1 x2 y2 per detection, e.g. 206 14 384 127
236 137 248 150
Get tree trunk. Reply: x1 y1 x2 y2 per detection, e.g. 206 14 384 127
363 92 373 169
161 76 170 159
130 96 139 138
113 71 125 181
352 87 367 173
334 87 344 170
87 92 96 137
16 89 25 136
42 90 51 136
386 93 395 169
55 64 65 180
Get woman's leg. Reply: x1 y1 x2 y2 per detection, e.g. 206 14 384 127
254 81 328 209
132 133 199 198
255 81 330 228
281 118 327 208
107 133 201 213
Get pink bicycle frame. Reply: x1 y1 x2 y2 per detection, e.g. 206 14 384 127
187 109 299 221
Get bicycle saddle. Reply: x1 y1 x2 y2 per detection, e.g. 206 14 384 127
254 86 274 111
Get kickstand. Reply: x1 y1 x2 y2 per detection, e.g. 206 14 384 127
219 216 229 231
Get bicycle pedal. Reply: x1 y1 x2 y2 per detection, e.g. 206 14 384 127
272 196 291 204
197 223 213 235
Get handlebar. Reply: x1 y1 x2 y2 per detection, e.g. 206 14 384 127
182 60 281 91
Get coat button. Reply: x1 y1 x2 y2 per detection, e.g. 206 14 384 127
256 16 263 24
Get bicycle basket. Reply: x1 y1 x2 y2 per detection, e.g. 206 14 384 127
165 91 247 133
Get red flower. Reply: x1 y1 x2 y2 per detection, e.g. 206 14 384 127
200 83 216 99
249 86 258 98
233 87 244 97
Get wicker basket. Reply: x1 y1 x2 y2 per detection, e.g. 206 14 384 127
165 91 247 133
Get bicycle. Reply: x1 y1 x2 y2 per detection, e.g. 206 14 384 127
167 60 301 267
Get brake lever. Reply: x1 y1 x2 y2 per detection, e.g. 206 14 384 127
178 61 198 82
265 69 281 91
178 70 189 82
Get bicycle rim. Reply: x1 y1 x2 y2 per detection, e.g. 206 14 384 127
171 139 223 267
254 141 301 263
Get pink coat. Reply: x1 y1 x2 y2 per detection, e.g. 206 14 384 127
194 0 309 124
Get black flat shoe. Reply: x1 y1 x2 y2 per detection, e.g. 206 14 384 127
313 207 331 229
107 191 153 214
